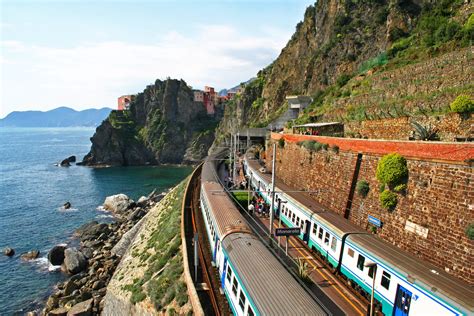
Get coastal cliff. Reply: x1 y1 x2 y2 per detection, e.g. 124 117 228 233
82 79 219 166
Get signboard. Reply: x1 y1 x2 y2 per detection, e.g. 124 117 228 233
275 227 301 236
368 215 382 228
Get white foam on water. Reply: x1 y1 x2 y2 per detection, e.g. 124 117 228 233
33 257 62 272
57 207 79 212
96 214 114 219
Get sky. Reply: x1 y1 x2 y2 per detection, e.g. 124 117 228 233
0 0 313 118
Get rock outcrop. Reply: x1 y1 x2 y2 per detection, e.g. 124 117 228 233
3 247 14 257
103 194 133 214
81 79 221 166
49 245 66 265
20 250 40 261
63 248 87 274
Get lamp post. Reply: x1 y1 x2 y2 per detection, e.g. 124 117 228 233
365 262 377 316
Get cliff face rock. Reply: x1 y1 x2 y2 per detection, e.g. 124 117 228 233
82 79 219 166
212 0 472 143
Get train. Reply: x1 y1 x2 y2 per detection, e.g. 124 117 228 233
243 151 473 316
199 149 329 316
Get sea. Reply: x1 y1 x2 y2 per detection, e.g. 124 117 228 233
0 127 192 314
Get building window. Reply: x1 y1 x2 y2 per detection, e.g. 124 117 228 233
331 237 337 251
248 307 255 316
347 248 354 257
368 265 375 279
324 232 330 245
226 265 232 283
312 224 318 235
232 277 238 296
381 271 391 290
357 254 365 271
239 290 246 311
318 227 323 240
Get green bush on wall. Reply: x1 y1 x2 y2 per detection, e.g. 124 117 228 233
356 180 370 198
466 223 474 240
376 153 408 188
278 138 285 148
380 190 398 210
450 95 474 114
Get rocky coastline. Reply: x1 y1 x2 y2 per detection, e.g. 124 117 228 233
39 190 166 316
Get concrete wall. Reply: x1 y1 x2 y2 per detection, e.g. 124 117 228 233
267 133 474 284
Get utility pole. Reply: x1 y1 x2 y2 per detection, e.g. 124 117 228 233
269 143 276 239
230 133 233 184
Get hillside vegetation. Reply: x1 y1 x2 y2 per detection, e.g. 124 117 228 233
103 180 192 315
214 0 473 142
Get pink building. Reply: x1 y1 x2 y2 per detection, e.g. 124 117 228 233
117 95 133 110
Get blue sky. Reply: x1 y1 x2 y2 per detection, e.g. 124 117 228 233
1 0 313 118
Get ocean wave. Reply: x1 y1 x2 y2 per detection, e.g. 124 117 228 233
96 214 114 219
57 207 79 212
96 205 106 212
32 257 61 272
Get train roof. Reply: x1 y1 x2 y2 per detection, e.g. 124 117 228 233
201 149 227 183
347 234 474 312
222 233 328 315
201 181 252 238
245 155 365 236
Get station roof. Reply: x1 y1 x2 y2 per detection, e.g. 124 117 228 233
293 122 342 128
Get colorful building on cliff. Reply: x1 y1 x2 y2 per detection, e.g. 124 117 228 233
117 95 134 111
193 85 244 115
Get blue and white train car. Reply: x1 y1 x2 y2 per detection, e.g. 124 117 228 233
200 153 329 316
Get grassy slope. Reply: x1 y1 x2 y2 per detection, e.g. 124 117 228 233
111 179 191 315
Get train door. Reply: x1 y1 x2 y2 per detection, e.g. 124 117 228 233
303 220 311 243
220 257 228 288
212 238 219 263
393 284 412 316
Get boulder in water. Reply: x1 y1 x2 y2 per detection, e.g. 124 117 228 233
21 250 40 260
103 194 134 213
3 247 15 257
48 245 66 265
59 155 76 167
63 248 87 274
63 202 72 209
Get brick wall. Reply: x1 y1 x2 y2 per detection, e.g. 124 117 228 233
267 133 474 284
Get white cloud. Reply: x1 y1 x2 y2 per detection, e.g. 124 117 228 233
1 24 290 117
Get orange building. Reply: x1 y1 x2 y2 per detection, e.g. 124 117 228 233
117 95 133 110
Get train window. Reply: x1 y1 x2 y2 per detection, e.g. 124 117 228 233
226 265 232 283
248 307 255 316
381 271 391 289
292 213 296 223
288 210 292 218
357 254 365 271
312 224 318 235
318 227 323 239
300 221 304 229
296 217 300 226
324 232 330 245
232 277 238 296
368 265 375 279
239 291 246 311
331 237 337 251
347 248 354 257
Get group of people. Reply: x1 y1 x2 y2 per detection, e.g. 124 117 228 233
248 196 270 217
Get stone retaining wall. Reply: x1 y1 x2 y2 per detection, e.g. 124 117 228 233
268 133 474 284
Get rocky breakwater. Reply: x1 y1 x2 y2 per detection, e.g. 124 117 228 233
42 190 165 316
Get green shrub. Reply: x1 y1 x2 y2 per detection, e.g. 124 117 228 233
300 140 318 151
358 52 388 73
356 180 370 197
379 183 385 193
314 142 323 152
380 190 398 210
278 138 285 148
376 153 408 188
322 143 329 151
336 73 352 87
394 183 407 193
450 95 474 113
331 145 340 154
466 223 474 240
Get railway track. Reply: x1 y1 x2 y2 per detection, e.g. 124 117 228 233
183 165 230 316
